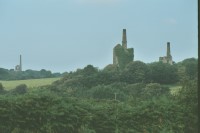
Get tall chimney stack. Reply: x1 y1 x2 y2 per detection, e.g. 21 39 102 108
122 29 127 49
20 55 22 71
167 42 171 57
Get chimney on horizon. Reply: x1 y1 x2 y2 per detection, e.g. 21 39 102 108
167 42 171 57
20 54 22 71
122 29 127 49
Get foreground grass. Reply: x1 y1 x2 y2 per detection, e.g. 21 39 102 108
0 77 60 90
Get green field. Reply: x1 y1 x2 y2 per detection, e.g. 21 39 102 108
170 85 182 95
162 84 182 95
0 77 60 90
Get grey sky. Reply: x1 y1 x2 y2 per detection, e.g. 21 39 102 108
0 0 197 72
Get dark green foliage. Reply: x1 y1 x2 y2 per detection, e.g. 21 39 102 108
12 84 27 94
0 68 61 80
96 70 120 85
0 86 196 133
0 58 197 132
143 83 163 97
40 69 53 77
0 91 94 133
179 58 198 80
0 83 4 91
89 104 116 133
53 58 197 90
0 68 9 80
147 62 178 84
91 83 127 101
124 83 146 97
0 83 6 94
82 65 98 76
103 64 119 73
121 61 149 83
176 79 198 132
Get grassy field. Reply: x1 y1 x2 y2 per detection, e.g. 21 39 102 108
0 77 60 90
170 85 182 96
162 84 182 96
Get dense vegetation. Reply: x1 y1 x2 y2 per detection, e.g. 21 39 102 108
0 68 61 80
0 58 198 133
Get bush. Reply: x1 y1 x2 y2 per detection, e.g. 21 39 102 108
12 84 28 94
0 83 5 94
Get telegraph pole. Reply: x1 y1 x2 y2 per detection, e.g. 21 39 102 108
114 93 119 133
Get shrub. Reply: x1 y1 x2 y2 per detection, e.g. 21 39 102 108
12 84 28 94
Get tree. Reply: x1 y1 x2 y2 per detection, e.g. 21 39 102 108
177 79 198 132
0 83 5 94
121 61 149 83
82 65 98 76
40 69 52 78
92 84 126 101
103 64 119 73
181 58 198 79
148 62 178 84
143 83 162 98
12 84 28 94
0 68 9 80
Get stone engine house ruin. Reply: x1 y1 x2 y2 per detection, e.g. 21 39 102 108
159 42 173 65
113 29 134 69
15 55 22 71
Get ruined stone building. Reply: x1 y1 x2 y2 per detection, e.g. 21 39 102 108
159 42 173 65
15 55 22 71
113 29 134 69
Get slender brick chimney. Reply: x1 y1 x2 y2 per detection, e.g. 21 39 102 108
122 29 127 49
20 55 22 71
167 42 171 57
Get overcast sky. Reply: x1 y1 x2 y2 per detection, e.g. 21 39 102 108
0 0 197 73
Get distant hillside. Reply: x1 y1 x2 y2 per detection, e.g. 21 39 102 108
0 68 62 80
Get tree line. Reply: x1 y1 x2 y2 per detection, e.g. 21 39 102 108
0 68 61 80
52 57 197 90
